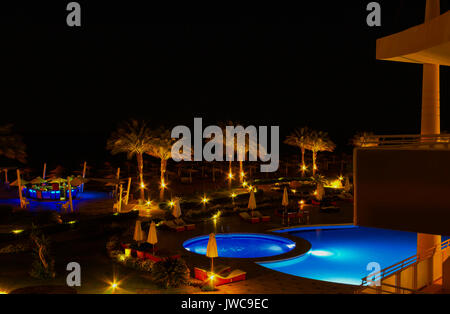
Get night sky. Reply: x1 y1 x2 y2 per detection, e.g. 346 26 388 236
0 1 449 168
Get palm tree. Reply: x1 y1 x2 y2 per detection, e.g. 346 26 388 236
306 130 335 176
284 127 311 176
0 124 26 163
107 120 152 201
352 132 379 147
146 128 174 200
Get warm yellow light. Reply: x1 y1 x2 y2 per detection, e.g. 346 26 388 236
201 197 209 204
291 189 296 194
240 171 245 178
301 165 307 171
160 181 166 189
118 254 126 262
0 290 8 294
209 275 215 280
66 220 77 225
212 211 221 220
338 176 344 181
313 165 318 170
140 182 145 189
169 200 175 207
242 181 248 187
111 282 118 289
228 172 233 180
231 193 236 198
146 201 151 206
314 191 317 195
300 200 305 205
11 229 24 234
124 248 131 257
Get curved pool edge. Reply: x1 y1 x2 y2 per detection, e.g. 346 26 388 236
182 232 312 263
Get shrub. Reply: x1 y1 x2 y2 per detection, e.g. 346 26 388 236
151 258 190 289
0 242 29 254
29 225 55 279
106 235 121 253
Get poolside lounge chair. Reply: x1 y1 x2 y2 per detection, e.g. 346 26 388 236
194 265 232 281
174 218 195 230
163 220 185 232
320 206 340 213
21 197 30 208
212 269 247 286
253 210 271 222
239 211 260 224
61 201 70 212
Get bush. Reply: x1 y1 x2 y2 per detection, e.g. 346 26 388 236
151 258 190 289
29 225 55 279
106 235 121 253
0 242 29 254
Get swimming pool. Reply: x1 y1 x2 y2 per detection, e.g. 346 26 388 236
183 233 296 258
258 225 443 286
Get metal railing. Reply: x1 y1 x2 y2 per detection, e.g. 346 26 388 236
359 134 450 147
361 238 450 287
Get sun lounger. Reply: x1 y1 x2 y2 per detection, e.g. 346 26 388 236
253 210 271 222
320 206 340 213
163 220 185 232
239 211 260 223
194 265 232 281
175 218 195 230
213 269 247 286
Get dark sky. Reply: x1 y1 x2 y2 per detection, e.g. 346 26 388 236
0 1 449 168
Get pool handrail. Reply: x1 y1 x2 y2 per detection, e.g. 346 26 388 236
360 238 450 287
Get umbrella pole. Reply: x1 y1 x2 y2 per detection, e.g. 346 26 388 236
17 169 23 208
210 257 215 289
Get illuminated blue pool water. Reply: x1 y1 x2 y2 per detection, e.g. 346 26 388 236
183 233 296 258
258 225 448 286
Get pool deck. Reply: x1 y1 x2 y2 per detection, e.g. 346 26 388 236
138 201 358 294
0 194 358 294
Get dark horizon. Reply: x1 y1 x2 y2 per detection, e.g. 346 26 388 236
1 1 449 169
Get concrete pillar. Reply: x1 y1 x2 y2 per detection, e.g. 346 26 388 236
420 63 440 135
417 0 442 282
443 254 450 291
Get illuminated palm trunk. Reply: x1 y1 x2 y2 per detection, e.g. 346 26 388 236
312 151 317 176
160 159 167 200
228 160 232 189
137 153 145 201
239 160 244 183
301 147 306 176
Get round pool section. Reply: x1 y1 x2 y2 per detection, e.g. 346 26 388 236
183 233 296 258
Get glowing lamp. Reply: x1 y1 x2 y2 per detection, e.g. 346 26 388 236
228 172 233 180
11 229 24 234
140 182 145 189
242 181 248 187
169 200 175 207
201 197 209 204
124 248 131 257
231 193 236 198
160 182 166 189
